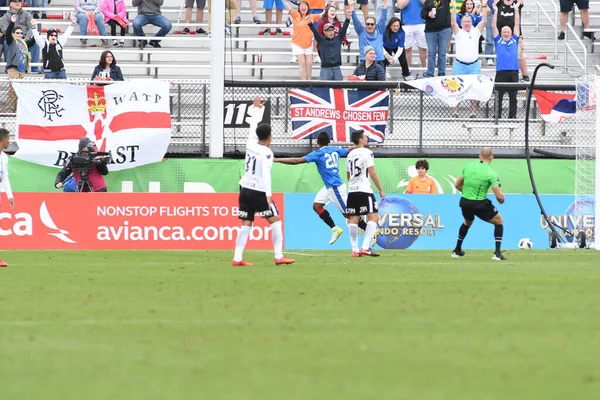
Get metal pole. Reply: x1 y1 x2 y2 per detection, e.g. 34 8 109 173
177 83 181 133
202 84 207 157
418 91 424 154
209 0 226 158
563 27 568 72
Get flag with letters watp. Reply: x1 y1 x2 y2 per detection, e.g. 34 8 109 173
13 80 172 170
404 75 494 107
289 87 389 143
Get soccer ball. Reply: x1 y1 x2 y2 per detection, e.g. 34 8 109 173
518 238 533 249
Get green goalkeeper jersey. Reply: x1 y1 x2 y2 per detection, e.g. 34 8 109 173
461 161 501 201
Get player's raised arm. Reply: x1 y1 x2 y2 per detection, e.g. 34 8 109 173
454 176 464 192
247 96 266 145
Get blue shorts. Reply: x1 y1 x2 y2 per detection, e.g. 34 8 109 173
453 59 481 75
264 0 285 9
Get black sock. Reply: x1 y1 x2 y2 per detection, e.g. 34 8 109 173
455 223 471 251
317 209 336 229
358 219 368 231
494 224 504 253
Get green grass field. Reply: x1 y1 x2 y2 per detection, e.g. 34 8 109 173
1 250 600 400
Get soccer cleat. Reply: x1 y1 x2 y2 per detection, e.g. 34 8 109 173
232 260 252 267
275 256 295 265
492 252 507 261
359 249 380 257
451 250 466 258
352 251 361 257
0 259 8 267
329 226 344 245
370 230 379 248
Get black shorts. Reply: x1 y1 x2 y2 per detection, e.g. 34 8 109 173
460 197 498 222
560 0 589 12
238 187 279 222
346 192 378 216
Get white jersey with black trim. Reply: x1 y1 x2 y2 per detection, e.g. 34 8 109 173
346 147 375 194
239 112 274 196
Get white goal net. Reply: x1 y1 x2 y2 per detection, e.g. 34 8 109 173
573 76 598 249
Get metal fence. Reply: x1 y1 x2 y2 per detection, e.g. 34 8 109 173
0 79 579 158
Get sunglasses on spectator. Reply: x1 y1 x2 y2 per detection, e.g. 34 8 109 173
49 34 57 37
365 23 375 26
14 31 23 34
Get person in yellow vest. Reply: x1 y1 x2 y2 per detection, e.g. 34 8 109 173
405 159 438 194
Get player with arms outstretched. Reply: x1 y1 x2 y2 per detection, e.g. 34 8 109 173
346 130 385 257
233 99 294 267
452 147 506 260
276 132 372 245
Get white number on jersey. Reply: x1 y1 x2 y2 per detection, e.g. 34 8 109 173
324 152 339 169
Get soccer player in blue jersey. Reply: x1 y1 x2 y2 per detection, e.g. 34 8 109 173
275 132 370 245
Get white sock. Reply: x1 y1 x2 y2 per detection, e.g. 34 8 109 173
233 225 251 261
349 223 359 252
362 221 377 250
271 220 283 259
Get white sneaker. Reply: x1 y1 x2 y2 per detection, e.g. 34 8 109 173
113 39 119 47
314 55 321 64
487 59 494 66
290 55 297 63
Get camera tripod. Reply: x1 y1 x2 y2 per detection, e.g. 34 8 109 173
76 178 95 192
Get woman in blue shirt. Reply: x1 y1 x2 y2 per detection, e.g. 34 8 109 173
383 17 410 79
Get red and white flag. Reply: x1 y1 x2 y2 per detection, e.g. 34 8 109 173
13 81 172 171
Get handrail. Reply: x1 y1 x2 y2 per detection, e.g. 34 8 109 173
536 0 559 59
564 23 588 74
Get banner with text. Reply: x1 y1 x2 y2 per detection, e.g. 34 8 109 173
13 81 172 171
0 193 283 250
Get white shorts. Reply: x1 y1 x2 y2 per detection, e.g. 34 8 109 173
292 43 313 56
403 24 427 49
313 184 347 214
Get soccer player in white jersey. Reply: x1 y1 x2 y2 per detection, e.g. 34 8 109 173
346 129 385 257
233 99 295 267
0 128 15 267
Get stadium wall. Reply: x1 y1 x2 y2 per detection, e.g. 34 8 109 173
10 157 575 194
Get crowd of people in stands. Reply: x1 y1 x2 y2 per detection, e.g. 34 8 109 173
0 0 594 86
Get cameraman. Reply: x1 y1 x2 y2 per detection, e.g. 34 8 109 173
55 137 109 192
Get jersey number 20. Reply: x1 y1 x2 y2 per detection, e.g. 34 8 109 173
324 152 339 169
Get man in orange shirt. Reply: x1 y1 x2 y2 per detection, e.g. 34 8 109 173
405 159 438 194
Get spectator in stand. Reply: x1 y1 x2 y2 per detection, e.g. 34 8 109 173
307 0 326 63
0 0 41 73
102 0 129 46
496 0 528 81
233 0 261 25
383 16 410 79
309 7 351 80
398 0 428 73
30 0 49 19
457 0 484 53
349 0 389 71
0 0 6 61
353 45 386 80
405 160 437 194
92 50 124 81
261 0 286 35
5 17 36 112
451 0 487 117
492 0 520 119
207 0 237 35
485 0 494 65
74 0 109 48
421 0 452 77
133 0 173 48
32 15 77 79
283 0 320 80
559 0 593 40
182 0 207 35
317 4 349 48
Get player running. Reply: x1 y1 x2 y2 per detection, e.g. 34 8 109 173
232 98 294 267
275 131 373 245
346 130 385 257
452 147 506 261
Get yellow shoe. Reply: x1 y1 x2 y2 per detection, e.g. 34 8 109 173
329 226 344 245
371 229 379 248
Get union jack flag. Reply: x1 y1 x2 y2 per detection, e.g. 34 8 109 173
289 87 389 143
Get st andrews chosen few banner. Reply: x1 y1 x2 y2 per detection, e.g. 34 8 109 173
405 75 494 107
290 87 389 143
13 80 172 171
